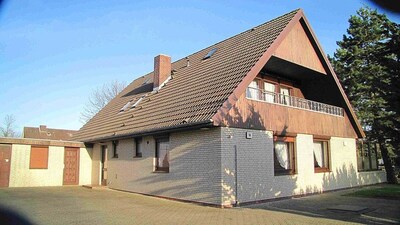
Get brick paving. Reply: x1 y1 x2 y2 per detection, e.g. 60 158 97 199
0 186 393 225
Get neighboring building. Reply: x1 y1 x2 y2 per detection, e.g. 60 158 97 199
0 137 91 188
23 125 76 141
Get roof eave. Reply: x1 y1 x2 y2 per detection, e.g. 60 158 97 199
79 120 215 143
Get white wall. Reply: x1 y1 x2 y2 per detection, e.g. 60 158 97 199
102 128 223 205
9 144 92 187
79 147 92 185
221 127 387 205
9 145 64 187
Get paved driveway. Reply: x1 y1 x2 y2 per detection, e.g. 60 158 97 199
0 185 398 225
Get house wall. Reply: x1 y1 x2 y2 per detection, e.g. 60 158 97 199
79 147 92 185
9 144 65 187
220 127 386 205
103 128 223 205
5 141 92 187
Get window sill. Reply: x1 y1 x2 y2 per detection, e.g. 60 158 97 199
274 170 295 176
314 168 330 173
153 170 169 174
112 155 119 159
358 169 382 172
133 156 142 158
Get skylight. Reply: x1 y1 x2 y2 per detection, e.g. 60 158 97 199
142 77 150 85
119 101 132 112
203 48 217 60
131 96 144 109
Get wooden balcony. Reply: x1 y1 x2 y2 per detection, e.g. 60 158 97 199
246 87 344 117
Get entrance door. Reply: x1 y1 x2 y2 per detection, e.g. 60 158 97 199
101 145 107 186
63 147 80 185
0 144 12 187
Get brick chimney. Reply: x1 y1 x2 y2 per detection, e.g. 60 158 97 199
154 54 171 89
39 125 47 131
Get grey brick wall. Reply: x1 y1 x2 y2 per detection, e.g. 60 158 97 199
96 126 386 206
105 128 222 205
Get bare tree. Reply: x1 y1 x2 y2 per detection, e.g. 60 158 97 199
80 80 127 123
0 114 18 137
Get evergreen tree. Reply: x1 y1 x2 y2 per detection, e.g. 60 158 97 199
331 7 399 183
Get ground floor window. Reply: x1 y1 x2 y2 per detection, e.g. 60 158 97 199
30 146 49 169
155 137 170 172
357 140 379 171
274 136 295 175
112 141 119 158
134 137 142 158
313 140 330 172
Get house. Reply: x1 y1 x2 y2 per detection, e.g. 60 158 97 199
23 125 76 141
5 8 379 207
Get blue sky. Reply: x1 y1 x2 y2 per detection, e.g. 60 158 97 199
0 0 399 132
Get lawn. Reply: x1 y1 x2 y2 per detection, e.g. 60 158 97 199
346 185 400 200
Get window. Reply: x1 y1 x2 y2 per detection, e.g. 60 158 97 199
313 140 330 172
30 146 49 169
135 137 142 158
279 86 290 105
131 96 144 109
119 101 132 112
203 48 217 60
274 136 295 175
155 137 169 172
357 140 379 171
246 80 259 100
263 81 276 103
112 141 119 158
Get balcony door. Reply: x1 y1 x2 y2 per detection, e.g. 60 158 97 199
263 82 275 103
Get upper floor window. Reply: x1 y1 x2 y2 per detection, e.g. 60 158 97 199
263 81 276 103
279 86 291 105
274 136 296 175
246 80 259 99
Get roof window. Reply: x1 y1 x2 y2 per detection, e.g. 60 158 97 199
142 77 150 85
131 96 144 109
119 100 132 112
203 48 217 60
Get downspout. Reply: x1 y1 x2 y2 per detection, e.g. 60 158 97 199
234 144 239 206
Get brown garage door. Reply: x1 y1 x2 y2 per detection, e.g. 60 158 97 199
0 144 12 187
63 147 80 185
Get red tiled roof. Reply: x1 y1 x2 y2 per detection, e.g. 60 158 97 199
72 9 303 142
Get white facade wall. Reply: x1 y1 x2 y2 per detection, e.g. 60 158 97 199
9 144 92 187
79 147 93 186
103 128 222 205
220 127 386 205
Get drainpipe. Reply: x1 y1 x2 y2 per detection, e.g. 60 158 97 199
234 145 239 206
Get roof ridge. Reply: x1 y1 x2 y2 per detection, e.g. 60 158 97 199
171 8 301 65
123 8 301 87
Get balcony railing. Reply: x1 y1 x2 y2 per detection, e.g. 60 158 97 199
246 87 344 117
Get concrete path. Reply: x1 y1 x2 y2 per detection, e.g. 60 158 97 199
0 185 398 225
244 184 400 224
